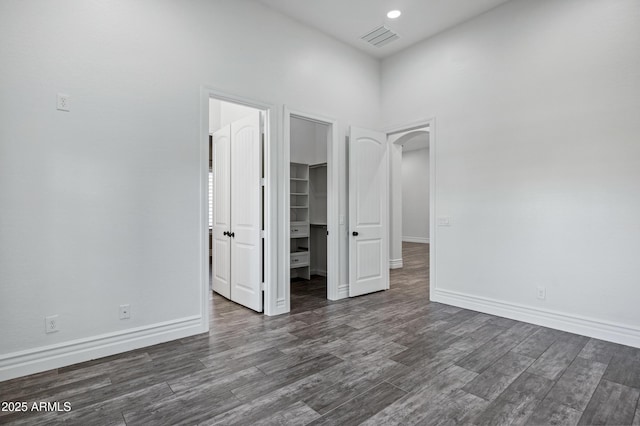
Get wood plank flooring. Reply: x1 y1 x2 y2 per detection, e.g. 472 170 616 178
2 243 640 425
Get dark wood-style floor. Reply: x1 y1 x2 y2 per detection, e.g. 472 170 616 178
2 243 640 425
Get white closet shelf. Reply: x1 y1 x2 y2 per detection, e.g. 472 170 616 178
291 205 308 209
291 193 308 196
290 178 308 181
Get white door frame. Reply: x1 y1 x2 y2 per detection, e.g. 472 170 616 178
200 87 278 325
284 107 340 305
385 118 437 301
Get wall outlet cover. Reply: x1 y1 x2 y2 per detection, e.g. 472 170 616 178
45 315 59 333
56 93 70 112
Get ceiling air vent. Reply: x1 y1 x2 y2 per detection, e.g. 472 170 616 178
361 25 399 48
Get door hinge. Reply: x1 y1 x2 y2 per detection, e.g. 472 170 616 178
261 230 265 238
261 178 266 187
260 282 265 291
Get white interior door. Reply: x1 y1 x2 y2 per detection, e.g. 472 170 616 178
230 111 263 312
212 124 231 299
349 126 389 297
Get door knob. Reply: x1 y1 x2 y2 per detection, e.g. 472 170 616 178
352 231 359 236
229 232 235 238
223 231 229 236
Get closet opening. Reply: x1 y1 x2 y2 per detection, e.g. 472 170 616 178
286 111 338 312
208 97 267 314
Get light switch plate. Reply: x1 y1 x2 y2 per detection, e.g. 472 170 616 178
437 217 452 227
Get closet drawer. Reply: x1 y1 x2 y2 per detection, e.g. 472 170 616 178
290 252 309 268
290 222 309 238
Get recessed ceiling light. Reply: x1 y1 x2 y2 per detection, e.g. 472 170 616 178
387 10 402 19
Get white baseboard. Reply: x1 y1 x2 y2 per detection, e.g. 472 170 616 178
336 284 349 300
0 316 205 382
432 288 640 349
328 284 349 301
402 236 430 244
270 299 289 316
389 258 403 269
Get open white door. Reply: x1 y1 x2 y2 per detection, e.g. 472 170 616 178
211 124 231 299
349 126 389 297
230 111 263 312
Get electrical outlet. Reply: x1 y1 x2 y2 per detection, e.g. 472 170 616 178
119 304 131 320
56 93 70 112
537 286 546 300
45 315 59 333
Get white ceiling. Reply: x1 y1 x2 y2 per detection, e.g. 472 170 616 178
257 0 512 58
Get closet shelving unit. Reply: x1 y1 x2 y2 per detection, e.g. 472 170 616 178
290 163 310 279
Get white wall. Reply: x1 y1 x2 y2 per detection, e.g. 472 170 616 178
402 148 430 243
382 0 640 346
0 0 380 380
290 117 328 165
388 136 403 266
